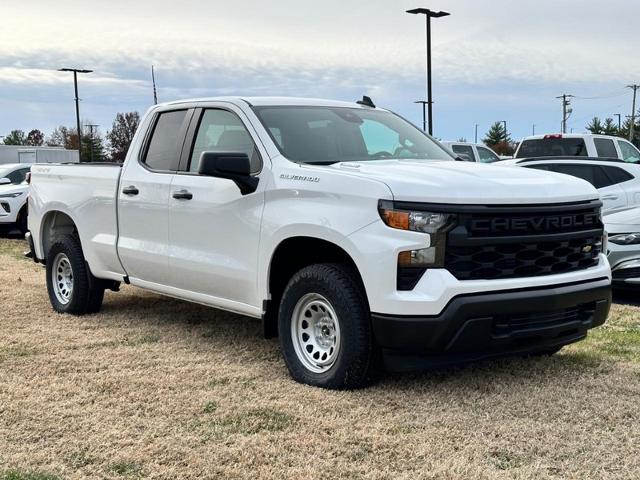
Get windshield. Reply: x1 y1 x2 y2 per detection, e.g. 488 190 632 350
252 106 454 165
516 138 588 158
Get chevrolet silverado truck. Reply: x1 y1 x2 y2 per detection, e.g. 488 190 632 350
27 97 612 389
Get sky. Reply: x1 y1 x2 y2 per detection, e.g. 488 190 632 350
1 0 639 143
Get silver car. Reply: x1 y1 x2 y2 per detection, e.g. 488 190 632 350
605 206 640 285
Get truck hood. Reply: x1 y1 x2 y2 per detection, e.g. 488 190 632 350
327 159 599 204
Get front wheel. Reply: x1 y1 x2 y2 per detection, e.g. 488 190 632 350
46 234 105 315
278 263 381 389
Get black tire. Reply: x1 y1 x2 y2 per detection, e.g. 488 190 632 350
46 234 105 315
16 207 28 235
278 263 381 389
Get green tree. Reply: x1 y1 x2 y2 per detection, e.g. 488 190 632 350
3 129 27 145
82 131 106 162
586 117 604 134
26 129 45 146
107 112 140 162
602 118 618 136
482 122 513 155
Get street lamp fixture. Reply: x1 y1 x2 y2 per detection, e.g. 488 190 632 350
407 8 450 136
58 68 93 161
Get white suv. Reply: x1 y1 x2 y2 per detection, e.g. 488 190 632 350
501 157 640 212
0 163 31 233
515 134 640 163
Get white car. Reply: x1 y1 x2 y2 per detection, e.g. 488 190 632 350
0 163 31 233
501 157 640 213
514 134 640 163
27 97 610 389
441 141 501 163
604 207 640 286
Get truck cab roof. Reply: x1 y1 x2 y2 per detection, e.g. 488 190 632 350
162 96 387 110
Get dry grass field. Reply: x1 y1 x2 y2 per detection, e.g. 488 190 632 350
0 236 639 479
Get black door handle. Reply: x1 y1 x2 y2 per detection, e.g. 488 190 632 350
122 186 139 196
172 190 193 200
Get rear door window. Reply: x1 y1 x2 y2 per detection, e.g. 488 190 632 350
451 145 475 161
601 166 633 185
594 138 618 158
516 138 588 158
143 110 188 171
617 140 640 163
543 163 611 189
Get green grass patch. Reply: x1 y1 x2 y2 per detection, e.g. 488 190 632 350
110 461 144 478
0 345 37 364
203 400 218 413
0 470 62 480
201 407 294 440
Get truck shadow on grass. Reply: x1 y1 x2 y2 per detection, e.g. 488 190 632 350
96 288 621 391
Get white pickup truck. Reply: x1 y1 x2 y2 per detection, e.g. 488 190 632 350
27 97 611 389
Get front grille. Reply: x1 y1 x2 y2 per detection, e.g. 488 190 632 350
492 303 594 336
447 236 601 280
444 201 603 281
612 267 640 281
0 202 9 213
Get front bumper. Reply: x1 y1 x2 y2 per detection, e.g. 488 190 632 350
371 278 611 356
608 242 640 284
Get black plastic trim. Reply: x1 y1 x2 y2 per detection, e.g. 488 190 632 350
371 278 611 354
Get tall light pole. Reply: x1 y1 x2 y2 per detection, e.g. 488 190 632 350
628 84 639 142
407 8 450 136
474 124 478 143
532 124 536 136
501 120 508 148
414 100 429 132
614 114 621 131
58 68 92 162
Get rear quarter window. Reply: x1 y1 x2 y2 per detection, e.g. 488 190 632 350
594 138 618 158
516 138 588 158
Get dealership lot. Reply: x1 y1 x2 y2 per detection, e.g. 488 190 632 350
0 237 638 479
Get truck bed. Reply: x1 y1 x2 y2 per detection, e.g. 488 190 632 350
29 163 125 280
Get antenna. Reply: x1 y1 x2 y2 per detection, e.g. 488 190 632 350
151 65 158 105
356 96 376 108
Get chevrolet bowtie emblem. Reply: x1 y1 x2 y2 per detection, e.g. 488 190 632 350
582 244 593 253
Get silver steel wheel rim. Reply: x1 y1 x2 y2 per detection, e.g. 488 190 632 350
291 293 341 373
52 253 73 305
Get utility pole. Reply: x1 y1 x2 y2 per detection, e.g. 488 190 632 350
556 94 574 134
86 124 99 163
407 8 450 136
151 65 158 105
58 68 93 162
628 84 639 142
501 120 508 149
614 113 622 131
474 124 478 143
532 124 536 136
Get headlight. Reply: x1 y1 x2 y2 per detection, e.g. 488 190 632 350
609 233 640 245
0 192 23 198
378 200 453 233
378 200 456 275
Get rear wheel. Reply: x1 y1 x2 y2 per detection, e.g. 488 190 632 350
46 234 105 315
278 263 381 389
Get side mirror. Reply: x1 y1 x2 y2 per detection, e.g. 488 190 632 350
198 152 259 195
0 178 10 185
